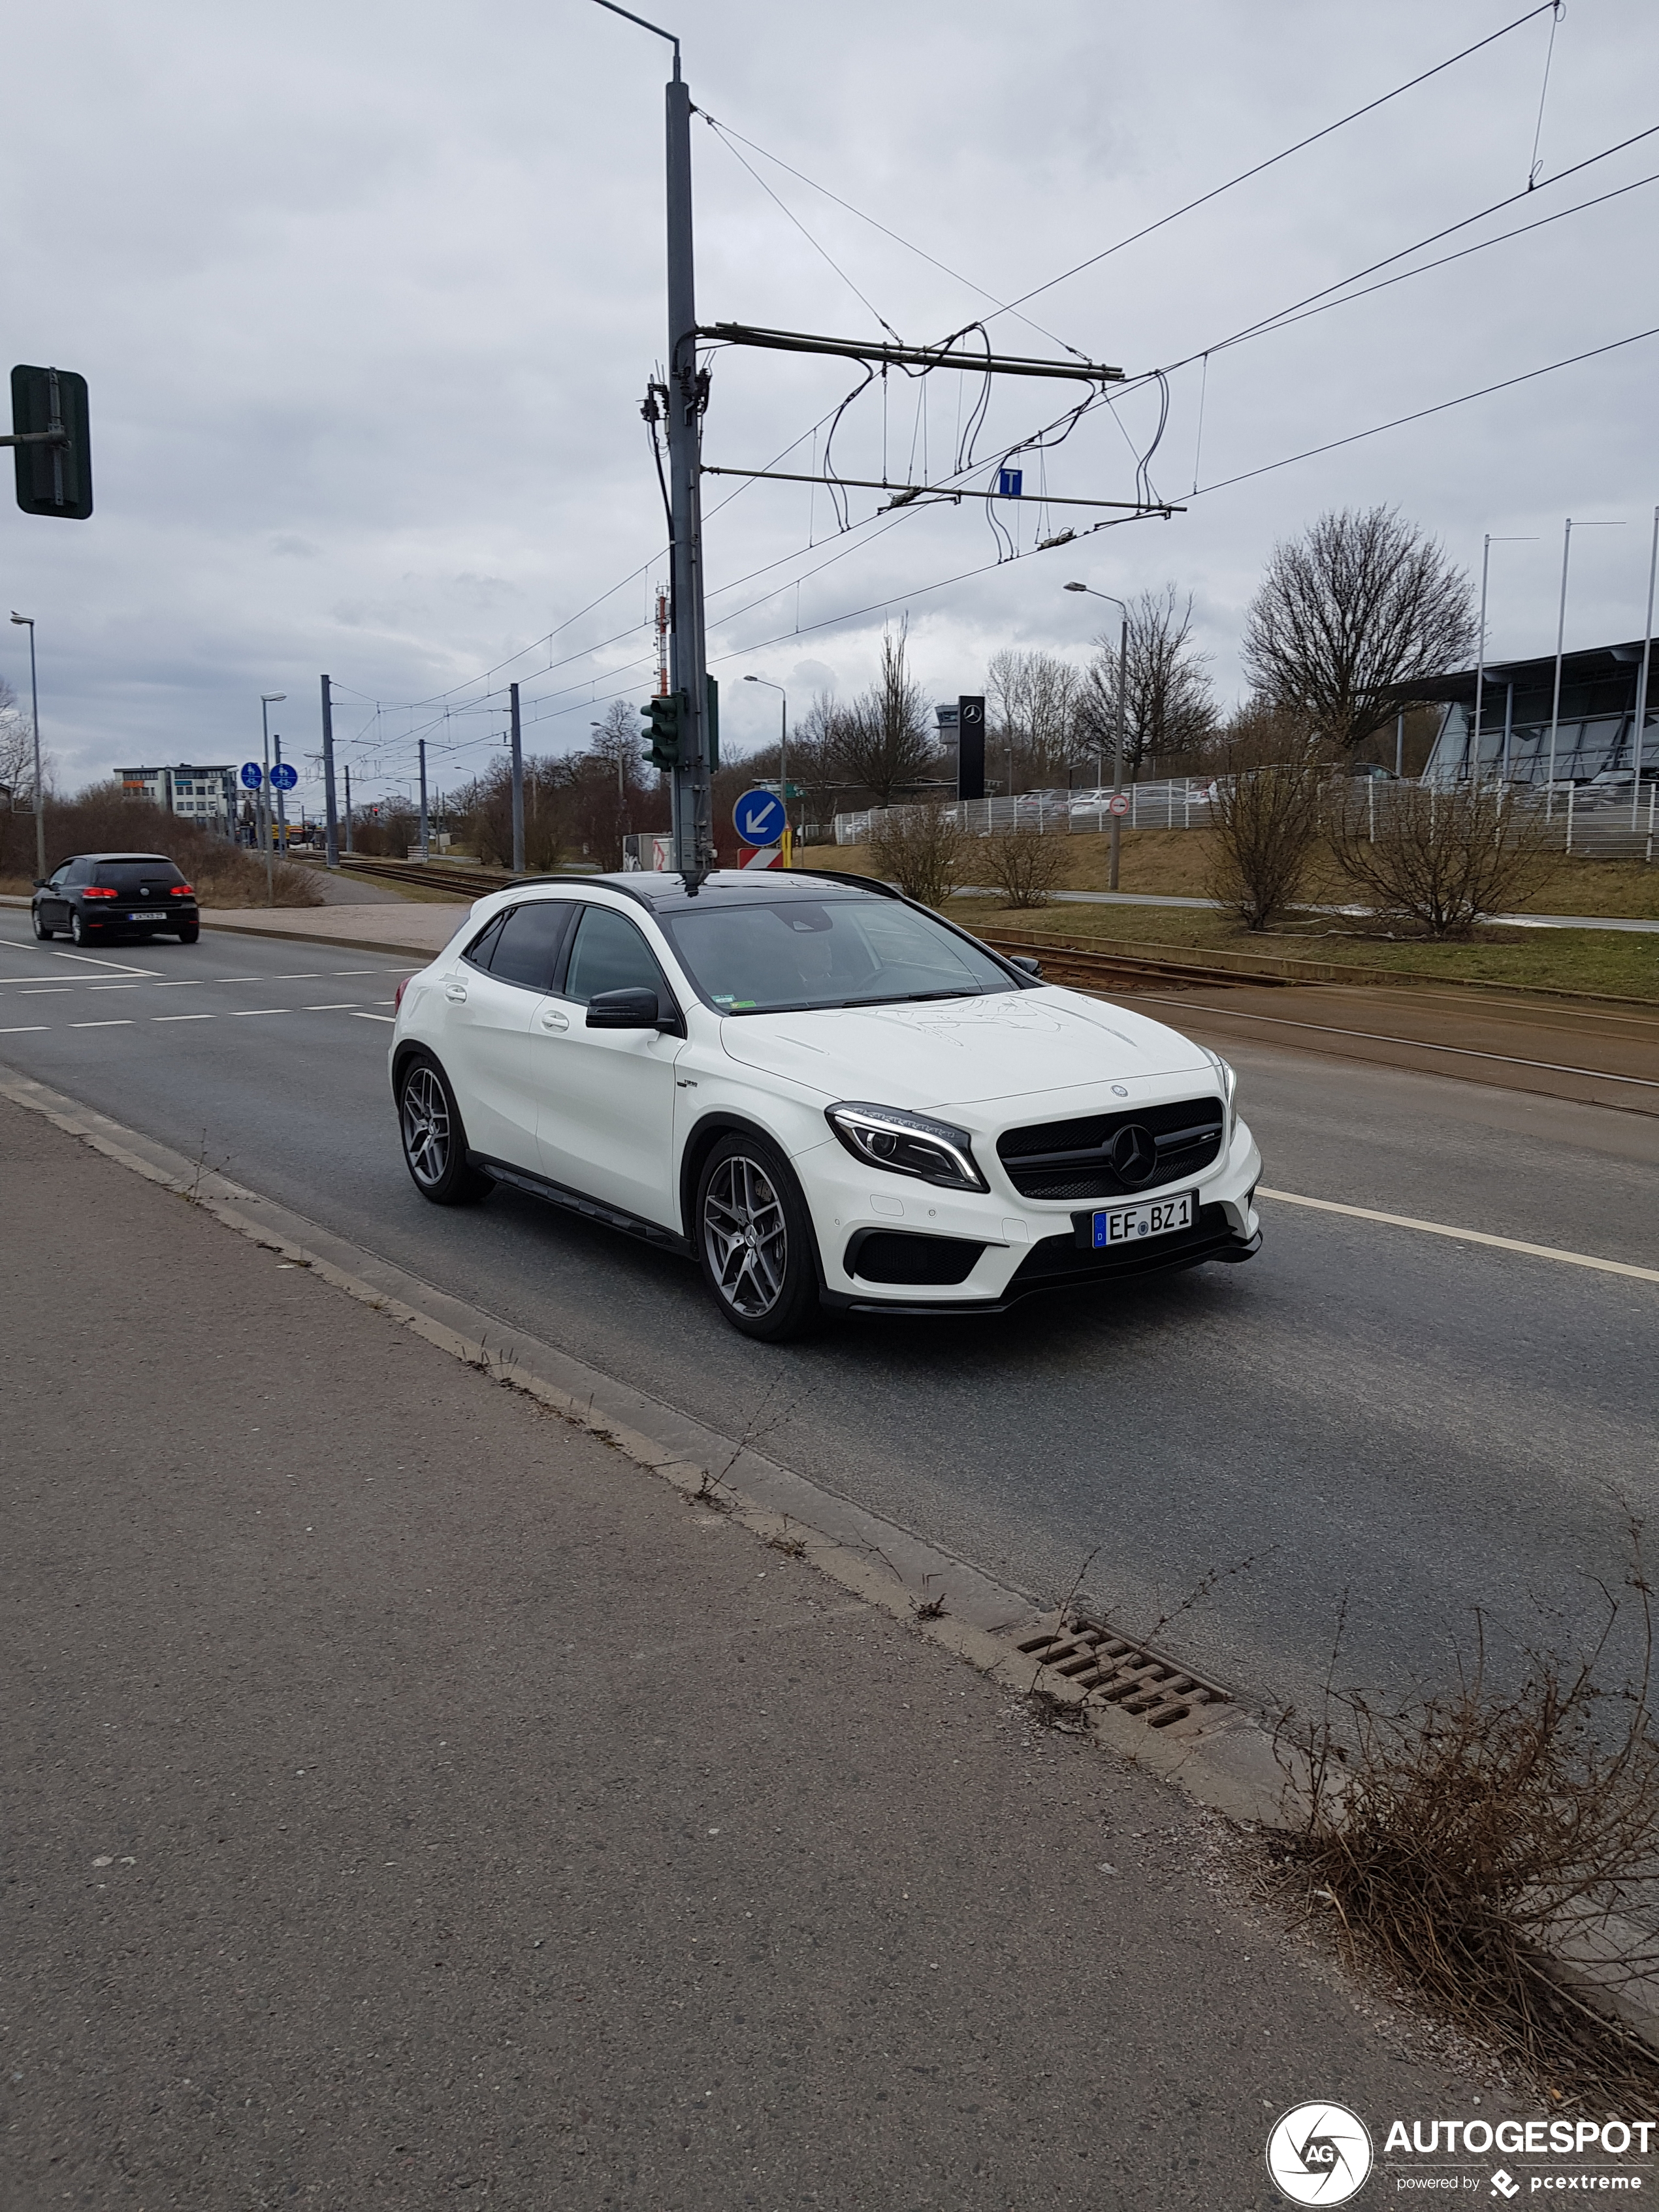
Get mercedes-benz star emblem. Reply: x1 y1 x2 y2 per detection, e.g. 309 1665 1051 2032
1107 1123 1159 1187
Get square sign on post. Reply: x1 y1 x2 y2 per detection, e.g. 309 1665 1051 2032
997 468 1022 498
957 695 986 802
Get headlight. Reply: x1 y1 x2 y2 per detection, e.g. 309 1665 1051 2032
824 1101 988 1193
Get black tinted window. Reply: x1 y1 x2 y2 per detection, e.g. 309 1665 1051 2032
95 861 184 891
489 901 573 991
462 912 506 972
564 906 669 1004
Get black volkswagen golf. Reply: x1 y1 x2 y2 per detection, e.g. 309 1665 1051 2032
32 852 201 945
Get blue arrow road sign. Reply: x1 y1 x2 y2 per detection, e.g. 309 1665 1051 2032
240 761 263 788
270 761 298 791
733 787 786 846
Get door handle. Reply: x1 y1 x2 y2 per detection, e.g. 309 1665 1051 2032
445 982 468 1002
540 1009 570 1032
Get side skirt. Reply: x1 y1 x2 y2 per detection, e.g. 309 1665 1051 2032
470 1153 694 1260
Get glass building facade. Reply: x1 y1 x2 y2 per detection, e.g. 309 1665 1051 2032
1420 638 1656 786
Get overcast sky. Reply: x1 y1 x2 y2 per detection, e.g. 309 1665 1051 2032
5 0 1657 810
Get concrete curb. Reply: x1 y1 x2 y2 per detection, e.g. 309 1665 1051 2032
0 1063 1291 1831
199 917 449 961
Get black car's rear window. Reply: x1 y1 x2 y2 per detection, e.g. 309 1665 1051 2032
95 860 186 891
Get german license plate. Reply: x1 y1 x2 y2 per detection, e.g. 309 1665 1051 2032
1090 1189 1195 1248
128 910 167 920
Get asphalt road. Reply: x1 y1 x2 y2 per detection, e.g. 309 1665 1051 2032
5 922 1656 1719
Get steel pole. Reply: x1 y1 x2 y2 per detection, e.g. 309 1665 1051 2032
1110 615 1127 892
1547 518 1571 795
779 690 789 863
274 735 289 853
418 738 430 861
509 681 525 873
1472 533 1490 783
25 621 44 882
1632 505 1658 831
1394 709 1404 779
344 763 354 854
259 700 274 905
320 673 340 869
665 62 712 880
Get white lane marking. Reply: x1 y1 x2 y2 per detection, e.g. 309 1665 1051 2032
88 984 143 992
330 967 411 976
349 1011 395 1023
232 1008 294 1017
153 1014 214 1022
0 1024 50 1034
1258 1187 1659 1285
71 1019 135 1029
305 1002 362 1010
22 987 72 994
273 972 324 980
150 980 206 989
0 937 159 976
1141 995 1659 1091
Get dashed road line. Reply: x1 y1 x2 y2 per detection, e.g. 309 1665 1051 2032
1259 1187 1659 1285
153 1014 214 1023
71 1020 134 1029
349 1012 395 1023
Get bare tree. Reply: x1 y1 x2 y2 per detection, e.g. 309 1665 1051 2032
1078 585 1218 781
1205 704 1328 930
1242 506 1476 755
986 649 1085 791
867 798 967 908
830 622 937 806
982 825 1065 908
1327 780 1555 938
0 677 37 809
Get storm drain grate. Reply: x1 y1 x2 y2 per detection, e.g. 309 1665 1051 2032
1016 1618 1231 1731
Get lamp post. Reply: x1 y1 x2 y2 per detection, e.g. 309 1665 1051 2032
1065 583 1129 890
259 693 285 905
1545 519 1624 799
1470 536 1536 784
1632 505 1658 833
744 675 789 861
8 613 44 882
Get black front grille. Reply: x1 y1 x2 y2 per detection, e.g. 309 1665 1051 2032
997 1097 1225 1200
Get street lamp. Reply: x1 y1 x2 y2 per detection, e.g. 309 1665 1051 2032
260 693 285 905
743 675 789 861
1470 537 1536 784
1064 583 1129 891
8 613 44 882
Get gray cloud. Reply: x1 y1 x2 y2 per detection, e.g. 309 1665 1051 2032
5 0 1656 810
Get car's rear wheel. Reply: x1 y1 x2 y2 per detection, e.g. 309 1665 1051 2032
31 908 54 940
70 910 93 946
176 925 199 943
696 1132 821 1342
396 1053 493 1205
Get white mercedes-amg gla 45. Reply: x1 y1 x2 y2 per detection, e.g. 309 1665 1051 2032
389 869 1262 1339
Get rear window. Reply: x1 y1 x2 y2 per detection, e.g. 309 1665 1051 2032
95 860 185 891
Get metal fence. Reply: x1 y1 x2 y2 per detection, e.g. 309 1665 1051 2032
834 777 1656 862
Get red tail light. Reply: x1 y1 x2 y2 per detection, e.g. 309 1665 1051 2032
81 886 118 899
395 976 411 1011
170 883 193 897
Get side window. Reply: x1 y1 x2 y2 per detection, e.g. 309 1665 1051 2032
462 912 507 972
62 859 89 886
563 906 670 1006
489 901 575 993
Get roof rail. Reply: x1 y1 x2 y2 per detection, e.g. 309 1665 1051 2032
786 867 903 900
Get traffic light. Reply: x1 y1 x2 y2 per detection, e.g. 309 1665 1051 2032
10 366 93 520
641 690 686 772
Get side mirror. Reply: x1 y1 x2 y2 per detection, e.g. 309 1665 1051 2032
586 986 664 1031
1008 954 1042 978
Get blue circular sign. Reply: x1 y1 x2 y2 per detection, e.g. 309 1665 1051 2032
270 761 298 791
733 786 786 847
240 761 264 788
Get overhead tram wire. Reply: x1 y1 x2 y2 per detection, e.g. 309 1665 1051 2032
980 1 1562 330
1191 322 1659 498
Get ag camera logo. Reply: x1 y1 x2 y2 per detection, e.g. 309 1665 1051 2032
1266 2102 1374 2204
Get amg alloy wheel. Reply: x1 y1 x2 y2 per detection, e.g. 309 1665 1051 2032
696 1134 820 1341
396 1055 492 1206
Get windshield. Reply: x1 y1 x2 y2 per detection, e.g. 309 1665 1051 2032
659 897 1017 1015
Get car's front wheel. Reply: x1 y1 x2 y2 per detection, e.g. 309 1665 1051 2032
31 907 54 940
696 1132 822 1342
396 1053 494 1205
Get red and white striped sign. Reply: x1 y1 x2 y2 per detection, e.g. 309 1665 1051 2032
737 844 782 870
